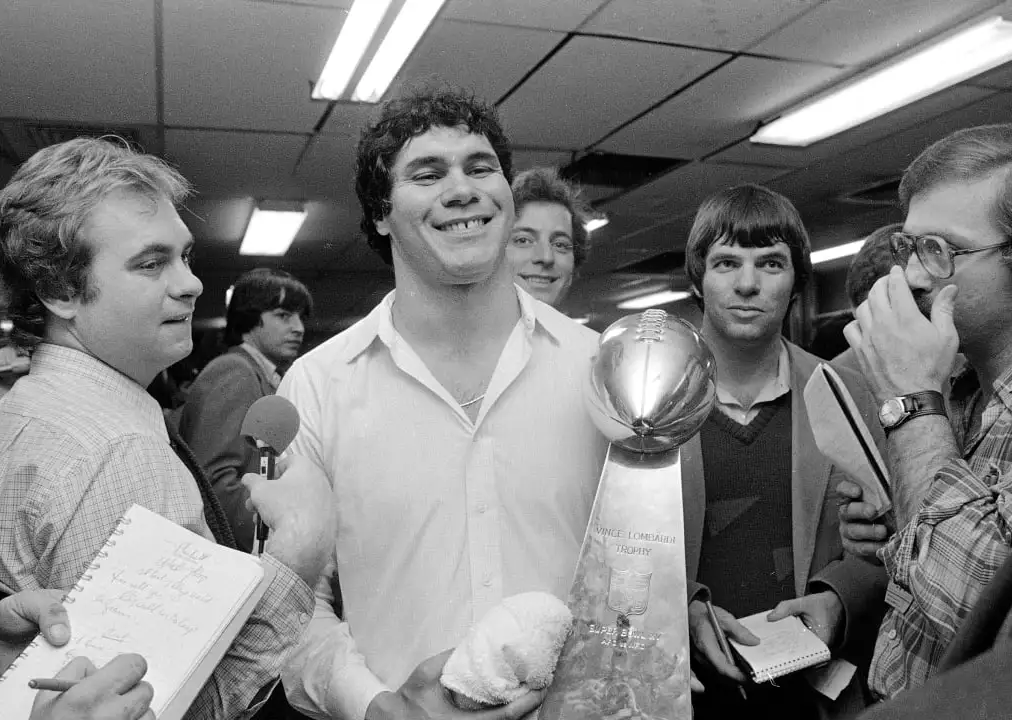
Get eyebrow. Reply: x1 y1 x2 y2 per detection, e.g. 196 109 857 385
512 224 573 238
401 151 501 175
126 238 195 263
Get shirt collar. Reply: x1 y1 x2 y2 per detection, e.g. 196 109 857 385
714 339 792 409
951 358 1012 414
339 284 561 364
240 341 279 382
30 343 168 438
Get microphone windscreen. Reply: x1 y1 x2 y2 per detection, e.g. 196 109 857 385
240 395 300 453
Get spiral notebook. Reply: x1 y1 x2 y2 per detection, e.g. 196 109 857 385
0 504 273 719
728 612 831 683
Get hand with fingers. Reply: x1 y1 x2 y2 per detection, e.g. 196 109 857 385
843 266 959 402
687 599 758 692
0 590 71 671
29 654 155 720
768 591 844 648
365 649 546 720
837 480 893 562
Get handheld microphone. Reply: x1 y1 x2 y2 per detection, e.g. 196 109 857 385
240 395 300 556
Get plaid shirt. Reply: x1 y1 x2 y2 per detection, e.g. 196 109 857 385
0 344 314 720
871 363 1012 699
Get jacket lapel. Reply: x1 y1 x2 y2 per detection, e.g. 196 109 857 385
680 433 707 583
788 343 831 595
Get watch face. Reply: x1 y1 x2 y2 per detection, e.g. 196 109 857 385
879 398 907 427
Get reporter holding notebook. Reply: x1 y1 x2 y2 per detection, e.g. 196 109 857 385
0 138 335 719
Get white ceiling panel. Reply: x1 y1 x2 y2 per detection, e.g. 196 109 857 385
443 0 609 31
0 0 156 124
164 129 308 199
752 0 1000 66
394 20 563 104
599 57 843 159
499 37 728 149
711 85 996 168
604 161 785 222
295 132 361 200
583 0 820 52
163 0 341 132
512 150 575 172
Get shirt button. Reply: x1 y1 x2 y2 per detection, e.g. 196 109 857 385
299 612 310 624
888 629 897 640
476 502 488 513
482 575 493 587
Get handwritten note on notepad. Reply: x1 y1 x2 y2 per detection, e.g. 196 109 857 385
729 612 831 683
0 504 269 719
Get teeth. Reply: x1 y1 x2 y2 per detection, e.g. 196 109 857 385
442 218 486 232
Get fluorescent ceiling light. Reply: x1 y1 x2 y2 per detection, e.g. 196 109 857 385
811 239 866 265
573 316 591 325
751 16 1012 147
352 0 448 103
312 0 395 100
239 205 307 256
225 285 235 309
585 217 609 233
617 290 692 311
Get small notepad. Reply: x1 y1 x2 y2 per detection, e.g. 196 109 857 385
729 612 831 683
0 504 271 719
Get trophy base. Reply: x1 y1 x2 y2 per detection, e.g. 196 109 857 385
540 445 691 720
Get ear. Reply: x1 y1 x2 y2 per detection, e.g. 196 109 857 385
39 293 80 321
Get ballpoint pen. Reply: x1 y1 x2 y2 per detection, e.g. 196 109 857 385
705 599 748 701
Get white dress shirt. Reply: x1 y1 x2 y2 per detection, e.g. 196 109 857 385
278 287 608 720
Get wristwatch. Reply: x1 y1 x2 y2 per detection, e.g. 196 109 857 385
878 391 947 434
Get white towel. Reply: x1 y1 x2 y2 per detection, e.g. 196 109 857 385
441 591 573 709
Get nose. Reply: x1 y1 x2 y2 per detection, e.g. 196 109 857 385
733 263 759 295
532 237 555 266
903 252 934 291
290 313 304 335
441 167 480 207
173 260 203 302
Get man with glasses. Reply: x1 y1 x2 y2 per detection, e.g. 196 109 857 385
839 123 1012 700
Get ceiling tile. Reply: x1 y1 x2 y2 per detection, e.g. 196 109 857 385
598 57 843 158
970 59 1012 89
442 0 609 31
711 85 995 168
603 161 785 222
392 20 563 104
295 131 361 200
752 0 999 65
512 150 575 172
498 36 727 149
164 129 308 199
583 0 820 52
0 0 156 124
163 0 340 132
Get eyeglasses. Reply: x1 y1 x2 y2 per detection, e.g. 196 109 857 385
889 231 1011 279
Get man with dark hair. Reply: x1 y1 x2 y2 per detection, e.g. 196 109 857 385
506 167 592 308
178 267 313 551
830 224 903 376
0 137 334 719
681 184 884 718
840 123 1012 700
279 88 607 720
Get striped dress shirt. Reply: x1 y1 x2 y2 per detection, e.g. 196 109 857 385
0 343 314 720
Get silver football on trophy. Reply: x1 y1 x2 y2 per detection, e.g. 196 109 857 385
586 309 716 454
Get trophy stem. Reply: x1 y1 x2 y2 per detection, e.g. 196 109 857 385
540 445 692 720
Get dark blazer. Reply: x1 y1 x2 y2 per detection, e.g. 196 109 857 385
177 346 275 552
859 552 1012 719
683 341 888 716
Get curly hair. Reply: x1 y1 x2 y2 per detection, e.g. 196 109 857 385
845 223 902 308
685 184 812 302
511 167 593 268
225 267 313 346
900 123 1012 265
355 87 513 265
0 137 190 350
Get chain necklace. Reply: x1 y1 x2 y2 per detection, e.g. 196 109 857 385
459 393 485 409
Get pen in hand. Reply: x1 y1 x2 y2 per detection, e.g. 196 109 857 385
704 599 748 701
28 678 77 692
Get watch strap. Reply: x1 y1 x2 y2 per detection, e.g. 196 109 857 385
887 390 947 434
